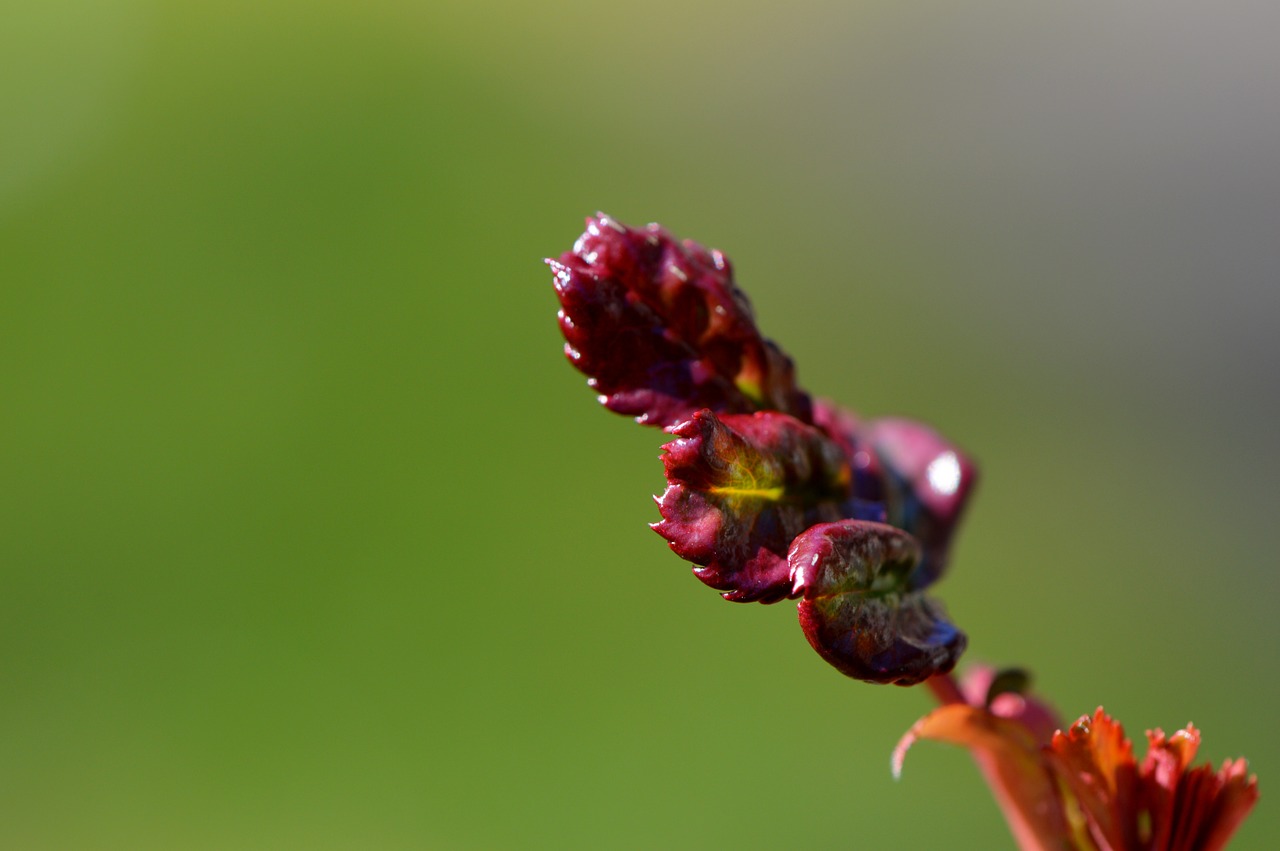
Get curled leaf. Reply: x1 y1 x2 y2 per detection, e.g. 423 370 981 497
790 520 965 684
653 410 854 603
547 213 811 428
893 703 1072 850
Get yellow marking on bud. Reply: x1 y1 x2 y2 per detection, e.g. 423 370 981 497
708 484 785 501
734 377 765 406
834 464 852 488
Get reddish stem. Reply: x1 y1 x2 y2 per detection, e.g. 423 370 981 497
925 672 968 706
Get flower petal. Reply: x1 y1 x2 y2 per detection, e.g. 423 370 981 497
1195 759 1260 851
1047 709 1260 851
1140 726 1259 851
1047 709 1142 851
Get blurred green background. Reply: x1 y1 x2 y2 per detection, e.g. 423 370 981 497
3 1 1276 848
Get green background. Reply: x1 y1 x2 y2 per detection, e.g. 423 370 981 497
3 1 1276 848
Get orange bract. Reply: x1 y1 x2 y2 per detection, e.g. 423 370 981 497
898 693 1258 851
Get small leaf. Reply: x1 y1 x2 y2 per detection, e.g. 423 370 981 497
790 520 966 684
653 409 854 603
547 214 811 428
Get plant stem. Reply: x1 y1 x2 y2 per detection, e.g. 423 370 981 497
925 672 967 706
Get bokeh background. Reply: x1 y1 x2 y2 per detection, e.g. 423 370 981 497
3 1 1277 847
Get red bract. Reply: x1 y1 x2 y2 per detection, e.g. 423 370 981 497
866 420 974 585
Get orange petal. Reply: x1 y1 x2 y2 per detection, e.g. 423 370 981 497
895 704 1073 850
1198 759 1260 851
1046 709 1141 851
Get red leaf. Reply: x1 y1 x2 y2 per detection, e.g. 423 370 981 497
548 214 811 427
791 520 966 684
653 410 853 603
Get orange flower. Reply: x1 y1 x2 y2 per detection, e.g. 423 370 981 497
1048 709 1258 851
896 676 1258 850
